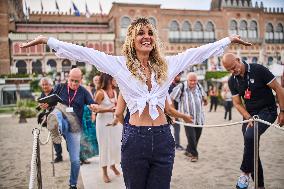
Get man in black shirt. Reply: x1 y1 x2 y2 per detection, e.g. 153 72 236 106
38 77 63 163
222 53 284 189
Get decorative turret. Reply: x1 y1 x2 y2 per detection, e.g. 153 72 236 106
255 1 259 8
211 0 254 10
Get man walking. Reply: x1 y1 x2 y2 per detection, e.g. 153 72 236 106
170 72 207 162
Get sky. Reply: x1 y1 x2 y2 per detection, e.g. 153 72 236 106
25 0 284 15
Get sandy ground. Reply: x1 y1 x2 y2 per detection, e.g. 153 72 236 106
171 107 284 189
0 114 83 189
0 105 283 189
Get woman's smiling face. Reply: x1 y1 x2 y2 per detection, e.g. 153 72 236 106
134 25 154 55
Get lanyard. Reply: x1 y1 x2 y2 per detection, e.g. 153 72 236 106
67 86 77 107
246 63 250 89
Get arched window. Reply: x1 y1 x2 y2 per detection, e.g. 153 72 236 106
229 20 238 35
204 21 215 40
239 20 248 38
193 21 203 40
169 20 180 42
267 56 273 65
148 17 157 28
32 60 42 74
242 57 247 62
16 60 27 74
76 61 85 68
62 59 71 72
252 57 258 64
275 23 284 42
180 21 191 42
120 16 131 39
265 23 274 41
47 59 57 72
87 43 94 48
248 21 258 39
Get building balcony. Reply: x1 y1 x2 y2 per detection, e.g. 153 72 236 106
265 39 284 44
169 38 216 43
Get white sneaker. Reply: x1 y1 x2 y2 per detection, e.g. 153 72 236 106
236 174 250 189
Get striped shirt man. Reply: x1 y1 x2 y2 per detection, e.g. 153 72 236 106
170 80 206 125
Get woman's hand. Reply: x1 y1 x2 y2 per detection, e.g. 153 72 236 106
20 35 48 48
278 112 284 127
106 117 119 127
89 104 99 112
229 35 252 46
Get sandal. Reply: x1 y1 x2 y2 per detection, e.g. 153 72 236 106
190 156 198 162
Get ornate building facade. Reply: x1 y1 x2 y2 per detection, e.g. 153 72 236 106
1 0 284 75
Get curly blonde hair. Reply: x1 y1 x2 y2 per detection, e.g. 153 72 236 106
122 17 168 84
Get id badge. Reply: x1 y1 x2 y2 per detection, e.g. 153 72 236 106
244 89 251 99
66 107 74 112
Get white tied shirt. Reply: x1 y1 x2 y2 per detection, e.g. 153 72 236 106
47 37 231 120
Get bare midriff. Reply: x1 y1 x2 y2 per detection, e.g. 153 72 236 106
129 104 167 126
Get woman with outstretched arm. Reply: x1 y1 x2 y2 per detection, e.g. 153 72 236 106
21 17 251 189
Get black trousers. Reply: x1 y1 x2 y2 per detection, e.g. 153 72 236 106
53 143 62 159
121 123 175 189
172 123 181 146
240 106 277 187
184 126 202 157
209 96 218 112
224 101 233 120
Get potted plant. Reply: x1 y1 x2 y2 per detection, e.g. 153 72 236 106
15 99 37 123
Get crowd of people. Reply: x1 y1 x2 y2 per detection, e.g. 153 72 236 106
21 17 284 189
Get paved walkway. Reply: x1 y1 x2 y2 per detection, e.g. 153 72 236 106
80 157 124 189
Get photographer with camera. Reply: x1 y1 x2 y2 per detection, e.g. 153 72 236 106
38 77 63 163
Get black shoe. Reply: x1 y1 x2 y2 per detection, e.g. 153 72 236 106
80 159 91 165
54 157 63 163
69 185 77 189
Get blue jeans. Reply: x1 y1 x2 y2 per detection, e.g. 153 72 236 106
240 106 277 187
121 123 175 189
54 109 81 186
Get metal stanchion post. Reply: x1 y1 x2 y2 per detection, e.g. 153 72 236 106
253 115 259 189
51 142 55 177
36 139 42 189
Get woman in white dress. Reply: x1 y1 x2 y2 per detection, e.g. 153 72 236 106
94 73 122 183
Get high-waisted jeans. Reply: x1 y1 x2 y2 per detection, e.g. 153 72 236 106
121 123 175 189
